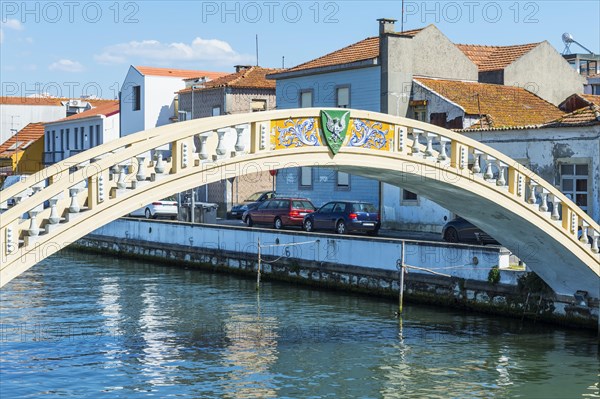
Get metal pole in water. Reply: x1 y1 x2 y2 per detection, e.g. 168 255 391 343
399 241 406 315
256 237 261 290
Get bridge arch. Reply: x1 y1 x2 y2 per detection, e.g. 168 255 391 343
1 109 598 295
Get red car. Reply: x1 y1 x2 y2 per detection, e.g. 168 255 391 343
246 198 316 229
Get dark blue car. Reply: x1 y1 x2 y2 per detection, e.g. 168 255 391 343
442 217 499 245
303 201 380 235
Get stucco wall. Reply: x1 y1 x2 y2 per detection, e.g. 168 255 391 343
275 67 381 111
504 42 586 106
0 104 66 144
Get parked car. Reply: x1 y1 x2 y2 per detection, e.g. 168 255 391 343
130 197 178 220
245 197 316 229
303 201 380 235
442 217 499 245
228 191 276 220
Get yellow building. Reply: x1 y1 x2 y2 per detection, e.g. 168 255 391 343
0 122 45 184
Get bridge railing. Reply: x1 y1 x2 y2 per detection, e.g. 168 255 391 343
1 108 598 272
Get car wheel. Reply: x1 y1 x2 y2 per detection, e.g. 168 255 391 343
247 217 254 227
444 227 459 243
144 208 152 219
304 219 313 232
274 217 283 230
336 220 347 235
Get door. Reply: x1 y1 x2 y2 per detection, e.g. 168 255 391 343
313 202 335 229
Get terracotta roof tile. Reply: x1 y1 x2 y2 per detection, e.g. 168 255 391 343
581 94 600 106
179 67 281 93
544 104 600 127
135 66 228 80
50 101 120 123
284 36 380 73
0 123 45 157
414 77 564 128
456 43 541 72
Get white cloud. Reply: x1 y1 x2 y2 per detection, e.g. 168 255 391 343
48 59 84 73
94 37 252 65
0 19 25 44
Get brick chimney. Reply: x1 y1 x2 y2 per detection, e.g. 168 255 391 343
377 18 397 35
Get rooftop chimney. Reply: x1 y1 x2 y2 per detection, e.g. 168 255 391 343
377 18 397 35
234 65 253 73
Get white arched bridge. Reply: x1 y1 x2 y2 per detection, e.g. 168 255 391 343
1 109 598 296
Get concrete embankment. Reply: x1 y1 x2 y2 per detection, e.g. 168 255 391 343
75 218 599 329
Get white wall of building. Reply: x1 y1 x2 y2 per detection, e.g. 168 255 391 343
120 67 187 137
44 113 120 164
1 104 65 144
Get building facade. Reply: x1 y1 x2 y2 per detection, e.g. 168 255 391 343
0 122 46 182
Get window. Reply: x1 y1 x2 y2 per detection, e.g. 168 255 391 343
178 111 188 121
337 171 350 190
251 99 267 112
96 125 101 146
299 167 312 189
319 202 336 213
65 128 70 150
336 86 350 108
402 189 418 204
300 90 313 108
560 163 589 212
212 106 221 116
74 127 79 149
132 85 141 111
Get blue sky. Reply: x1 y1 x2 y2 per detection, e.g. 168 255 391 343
1 1 598 99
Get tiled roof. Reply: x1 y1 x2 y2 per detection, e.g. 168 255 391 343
414 77 564 128
50 101 120 123
0 96 116 107
179 67 281 93
544 104 600 127
456 43 541 72
0 123 45 158
135 66 228 80
283 36 380 73
581 94 600 106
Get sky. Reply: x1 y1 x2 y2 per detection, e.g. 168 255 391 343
0 0 598 100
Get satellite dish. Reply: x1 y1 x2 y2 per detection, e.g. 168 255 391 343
562 32 574 44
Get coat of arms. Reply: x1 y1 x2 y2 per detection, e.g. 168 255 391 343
320 110 350 155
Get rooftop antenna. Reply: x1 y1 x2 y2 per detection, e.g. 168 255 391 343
282 56 285 69
256 34 259 66
401 0 404 32
562 32 594 55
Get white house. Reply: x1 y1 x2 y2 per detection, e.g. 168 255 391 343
119 66 228 137
43 101 120 165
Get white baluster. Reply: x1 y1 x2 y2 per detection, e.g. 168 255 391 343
591 230 599 253
216 128 227 156
48 198 60 224
550 195 560 220
472 150 482 173
438 137 449 162
424 133 435 156
136 156 146 181
496 161 506 186
527 180 538 204
28 210 40 237
154 152 165 174
199 135 209 160
69 188 80 213
484 156 495 180
117 165 127 189
411 129 422 155
234 125 246 152
539 189 549 212
579 221 590 244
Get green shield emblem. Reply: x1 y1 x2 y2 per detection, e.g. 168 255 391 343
320 110 350 155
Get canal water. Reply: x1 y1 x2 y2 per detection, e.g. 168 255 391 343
1 250 598 399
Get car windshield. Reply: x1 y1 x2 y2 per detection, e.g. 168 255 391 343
245 192 266 201
292 200 314 210
352 203 377 213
